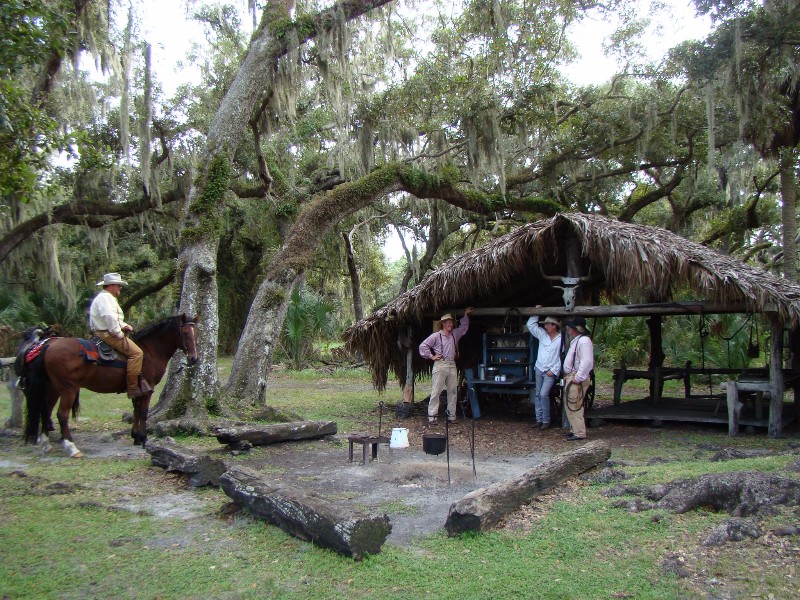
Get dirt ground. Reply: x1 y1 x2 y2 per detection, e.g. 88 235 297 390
0 403 672 549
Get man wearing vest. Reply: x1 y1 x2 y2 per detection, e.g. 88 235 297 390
562 316 594 440
419 308 474 424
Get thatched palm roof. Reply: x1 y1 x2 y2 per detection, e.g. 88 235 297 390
344 213 800 390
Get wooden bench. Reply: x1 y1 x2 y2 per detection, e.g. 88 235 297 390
613 362 771 406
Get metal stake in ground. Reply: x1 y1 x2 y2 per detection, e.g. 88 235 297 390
470 412 476 479
445 410 451 485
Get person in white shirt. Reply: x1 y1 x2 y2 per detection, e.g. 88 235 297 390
526 313 562 430
88 273 149 398
562 316 594 440
419 308 473 424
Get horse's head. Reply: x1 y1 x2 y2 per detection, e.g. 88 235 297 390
180 314 200 366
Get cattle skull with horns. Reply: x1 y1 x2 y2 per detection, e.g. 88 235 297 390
540 267 593 311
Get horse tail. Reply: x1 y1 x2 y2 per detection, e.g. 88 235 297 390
22 354 49 444
73 391 80 419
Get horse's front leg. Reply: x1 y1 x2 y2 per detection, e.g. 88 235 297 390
131 394 152 447
56 391 82 458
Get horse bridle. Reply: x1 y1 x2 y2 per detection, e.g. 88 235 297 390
179 320 198 353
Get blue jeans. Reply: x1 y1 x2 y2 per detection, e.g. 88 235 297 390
534 368 556 424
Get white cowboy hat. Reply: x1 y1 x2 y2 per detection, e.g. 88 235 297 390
96 272 128 287
439 313 455 322
542 316 561 327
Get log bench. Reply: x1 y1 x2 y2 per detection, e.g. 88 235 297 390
445 440 610 535
219 465 391 559
212 420 337 447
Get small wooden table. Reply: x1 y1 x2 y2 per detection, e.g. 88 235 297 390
347 435 389 464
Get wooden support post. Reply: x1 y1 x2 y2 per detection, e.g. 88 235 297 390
647 315 665 402
683 361 692 398
725 382 742 437
613 361 625 405
403 326 414 404
769 316 785 438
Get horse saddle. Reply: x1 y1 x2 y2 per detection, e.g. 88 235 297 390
82 337 127 368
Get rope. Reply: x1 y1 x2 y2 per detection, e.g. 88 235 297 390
698 312 714 398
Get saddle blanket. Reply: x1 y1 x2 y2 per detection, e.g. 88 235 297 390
77 338 127 368
23 339 52 364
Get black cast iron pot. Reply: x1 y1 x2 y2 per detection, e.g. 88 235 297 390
422 433 447 455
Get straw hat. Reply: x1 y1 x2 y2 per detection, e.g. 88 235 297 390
542 316 560 327
439 313 455 322
96 272 128 287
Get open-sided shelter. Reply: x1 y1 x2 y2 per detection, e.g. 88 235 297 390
343 213 800 437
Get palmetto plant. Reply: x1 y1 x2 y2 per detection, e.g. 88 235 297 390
282 285 335 370
0 287 92 336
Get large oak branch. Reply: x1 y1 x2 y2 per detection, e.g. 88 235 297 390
0 190 183 264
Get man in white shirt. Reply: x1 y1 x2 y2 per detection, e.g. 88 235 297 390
526 313 562 430
88 273 149 398
562 316 594 440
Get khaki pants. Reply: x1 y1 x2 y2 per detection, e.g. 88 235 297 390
564 373 588 438
95 331 144 395
429 360 458 420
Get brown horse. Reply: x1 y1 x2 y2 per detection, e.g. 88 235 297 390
23 314 199 457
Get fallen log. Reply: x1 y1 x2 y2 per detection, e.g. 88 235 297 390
445 440 610 536
146 440 228 487
212 420 337 446
220 465 391 560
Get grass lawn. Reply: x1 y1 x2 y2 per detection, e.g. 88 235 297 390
1 359 798 599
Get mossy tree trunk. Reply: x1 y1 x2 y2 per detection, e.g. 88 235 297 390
152 0 397 420
225 164 562 403
779 149 798 282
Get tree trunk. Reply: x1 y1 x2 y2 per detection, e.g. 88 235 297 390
155 0 397 416
779 149 798 281
342 232 364 323
226 167 405 402
226 164 559 403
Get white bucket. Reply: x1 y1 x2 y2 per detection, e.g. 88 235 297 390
389 427 409 449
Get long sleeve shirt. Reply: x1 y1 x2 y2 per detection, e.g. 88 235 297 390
526 316 562 376
563 334 594 383
89 290 129 338
419 314 470 361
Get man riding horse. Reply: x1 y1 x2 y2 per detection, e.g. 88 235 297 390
88 273 152 399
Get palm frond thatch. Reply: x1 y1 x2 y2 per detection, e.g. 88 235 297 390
344 213 800 390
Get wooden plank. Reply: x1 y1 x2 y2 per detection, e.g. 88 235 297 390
462 302 773 319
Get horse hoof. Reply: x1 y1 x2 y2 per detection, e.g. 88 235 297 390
70 451 83 458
